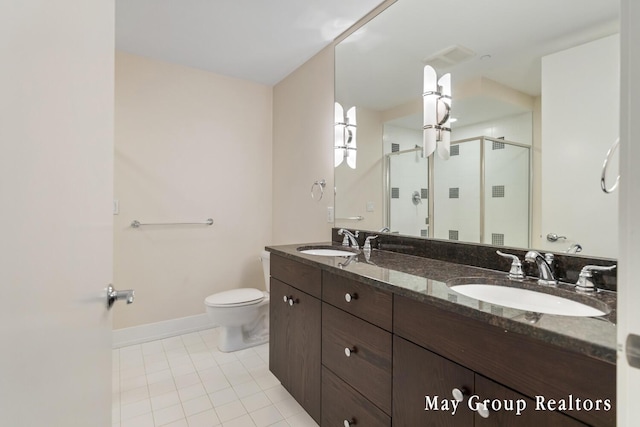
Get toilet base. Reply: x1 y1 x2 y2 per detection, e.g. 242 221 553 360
217 310 269 352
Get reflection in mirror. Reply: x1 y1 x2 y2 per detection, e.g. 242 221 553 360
334 0 619 258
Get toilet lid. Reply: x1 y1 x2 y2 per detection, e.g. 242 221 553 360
205 288 265 307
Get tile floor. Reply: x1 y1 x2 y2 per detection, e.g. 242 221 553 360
113 328 318 427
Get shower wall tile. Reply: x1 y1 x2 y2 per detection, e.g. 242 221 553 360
491 233 505 246
492 185 505 198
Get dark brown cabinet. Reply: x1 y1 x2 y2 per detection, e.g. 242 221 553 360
394 295 614 426
268 251 615 427
394 336 586 427
269 256 321 423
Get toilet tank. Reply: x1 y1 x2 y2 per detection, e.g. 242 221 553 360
260 250 271 291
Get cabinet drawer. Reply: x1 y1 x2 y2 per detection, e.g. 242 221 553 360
322 303 392 414
322 367 390 427
322 271 392 331
270 254 321 298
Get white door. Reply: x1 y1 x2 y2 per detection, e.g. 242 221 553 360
0 1 115 426
618 0 640 424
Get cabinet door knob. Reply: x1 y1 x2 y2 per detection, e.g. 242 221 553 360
283 295 289 303
345 292 357 303
343 419 356 427
344 346 356 357
289 298 295 306
451 387 468 402
476 402 490 418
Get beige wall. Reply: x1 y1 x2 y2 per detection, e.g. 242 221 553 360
272 46 335 244
114 52 273 329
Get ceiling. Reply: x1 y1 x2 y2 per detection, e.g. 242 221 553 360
335 0 619 118
115 0 384 85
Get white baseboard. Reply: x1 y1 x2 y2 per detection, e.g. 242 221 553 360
113 313 217 348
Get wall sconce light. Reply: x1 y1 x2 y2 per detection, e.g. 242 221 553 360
423 65 452 159
334 102 357 168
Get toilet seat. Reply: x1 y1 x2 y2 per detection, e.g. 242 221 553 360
205 288 265 308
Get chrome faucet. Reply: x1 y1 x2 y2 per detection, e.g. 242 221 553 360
338 229 359 249
524 251 557 286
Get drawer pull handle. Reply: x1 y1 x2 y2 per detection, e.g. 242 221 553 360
345 292 358 303
344 346 357 357
451 387 468 402
475 402 490 419
343 419 356 427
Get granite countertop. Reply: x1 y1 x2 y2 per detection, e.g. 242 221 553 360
266 242 617 364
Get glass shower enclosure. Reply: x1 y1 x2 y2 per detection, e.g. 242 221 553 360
385 136 531 247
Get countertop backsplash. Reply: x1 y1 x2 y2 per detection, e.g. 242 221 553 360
331 228 618 292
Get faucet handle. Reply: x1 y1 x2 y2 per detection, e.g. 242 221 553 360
496 250 525 280
576 264 617 293
580 264 617 274
338 228 349 246
364 235 379 251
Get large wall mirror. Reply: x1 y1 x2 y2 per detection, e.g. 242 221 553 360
334 0 619 258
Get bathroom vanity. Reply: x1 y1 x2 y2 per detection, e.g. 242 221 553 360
267 237 616 427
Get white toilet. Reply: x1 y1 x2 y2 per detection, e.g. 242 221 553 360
204 250 270 352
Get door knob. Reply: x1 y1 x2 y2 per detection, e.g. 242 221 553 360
107 284 135 309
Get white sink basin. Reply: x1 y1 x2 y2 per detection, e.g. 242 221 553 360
450 283 608 317
297 245 359 257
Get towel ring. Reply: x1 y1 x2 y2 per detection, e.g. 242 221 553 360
601 138 620 194
311 179 326 201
